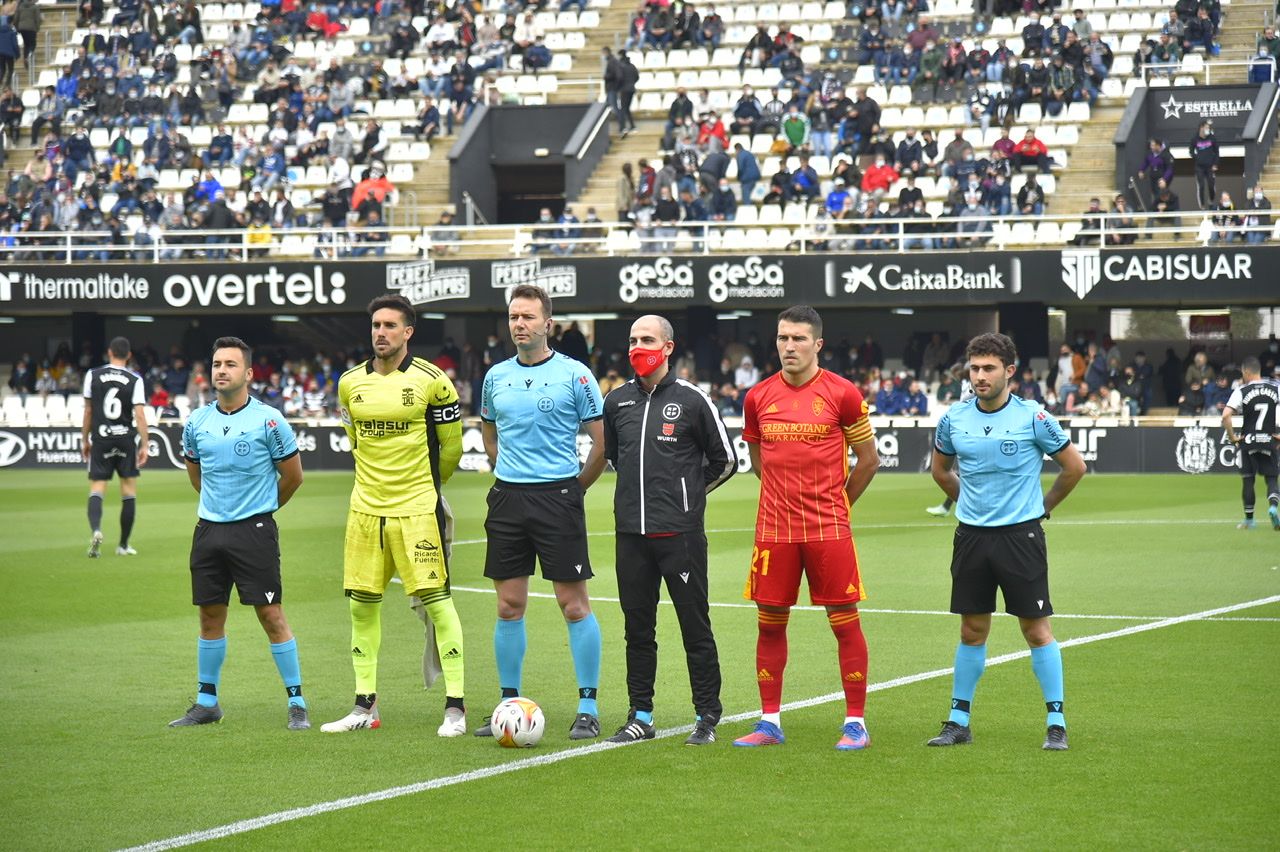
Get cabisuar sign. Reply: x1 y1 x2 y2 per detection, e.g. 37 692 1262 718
0 247 1273 313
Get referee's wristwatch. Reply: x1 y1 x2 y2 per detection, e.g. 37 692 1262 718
1041 512 1050 521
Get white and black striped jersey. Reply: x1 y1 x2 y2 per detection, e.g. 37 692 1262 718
1226 379 1280 447
83 364 145 438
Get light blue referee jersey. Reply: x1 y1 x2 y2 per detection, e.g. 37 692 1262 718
480 351 604 483
934 395 1070 527
182 398 299 522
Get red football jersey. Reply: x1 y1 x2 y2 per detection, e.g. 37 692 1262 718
742 369 874 543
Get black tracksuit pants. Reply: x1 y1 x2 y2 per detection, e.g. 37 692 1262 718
615 531 722 721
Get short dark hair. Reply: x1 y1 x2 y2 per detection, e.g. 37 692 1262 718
965 332 1018 368
368 293 416 327
212 336 252 363
777 305 823 338
107 336 130 359
1242 356 1262 374
509 284 552 319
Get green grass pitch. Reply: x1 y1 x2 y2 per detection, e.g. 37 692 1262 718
0 469 1277 850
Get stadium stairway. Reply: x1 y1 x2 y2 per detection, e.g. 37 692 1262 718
573 119 665 215
546 3 636 106
1045 103 1132 224
1215 0 1273 57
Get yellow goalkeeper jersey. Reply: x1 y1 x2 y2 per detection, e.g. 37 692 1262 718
338 353 463 516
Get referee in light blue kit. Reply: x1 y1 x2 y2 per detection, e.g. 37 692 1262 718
170 336 308 730
926 333 1086 751
474 283 608 740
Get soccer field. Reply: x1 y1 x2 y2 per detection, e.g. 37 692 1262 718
1 469 1276 851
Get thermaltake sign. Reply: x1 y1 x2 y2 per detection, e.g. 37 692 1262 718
7 270 152 303
1060 248 1254 300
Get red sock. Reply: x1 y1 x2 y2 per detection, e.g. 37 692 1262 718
828 609 868 717
756 610 790 714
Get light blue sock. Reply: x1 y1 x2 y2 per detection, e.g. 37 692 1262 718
566 613 601 716
494 617 526 695
1030 641 1066 728
197 637 226 708
270 638 305 708
635 710 653 725
947 642 986 726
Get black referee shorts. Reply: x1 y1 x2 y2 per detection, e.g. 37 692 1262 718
88 436 139 481
483 478 593 583
949 519 1052 619
1241 446 1279 478
190 513 282 607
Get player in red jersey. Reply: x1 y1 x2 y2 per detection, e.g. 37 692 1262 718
733 305 880 751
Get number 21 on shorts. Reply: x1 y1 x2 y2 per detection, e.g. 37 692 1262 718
744 546 772 599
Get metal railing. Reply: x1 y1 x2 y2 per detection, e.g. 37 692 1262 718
2 210 1271 263
0 224 425 263
419 209 1273 256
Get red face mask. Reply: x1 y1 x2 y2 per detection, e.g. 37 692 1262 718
629 347 666 377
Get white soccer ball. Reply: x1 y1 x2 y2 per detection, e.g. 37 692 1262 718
491 697 545 748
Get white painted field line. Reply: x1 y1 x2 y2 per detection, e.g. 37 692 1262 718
446 584 1280 623
120 594 1280 852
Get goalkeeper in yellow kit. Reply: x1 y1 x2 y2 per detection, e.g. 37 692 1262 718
322 294 468 735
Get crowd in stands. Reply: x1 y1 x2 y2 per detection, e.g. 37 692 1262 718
0 0 550 254
15 330 1277 423
0 0 1268 253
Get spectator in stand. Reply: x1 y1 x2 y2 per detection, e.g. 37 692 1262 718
790 154 820 202
901 379 929 415
1062 380 1092 416
875 379 902 415
1136 138 1174 200
955 192 991 247
644 3 673 50
652 185 680 253
699 175 734 224
1177 380 1205 415
1202 373 1233 417
733 142 760 203
1017 367 1046 406
897 172 922 211
524 35 552 75
1017 174 1046 216
1012 129 1051 173
1183 7 1218 56
1115 366 1143 416
1209 191 1241 244
1045 54 1075 116
1184 350 1215 389
1151 32 1182 77
1148 178 1181 237
699 5 724 47
931 365 961 404
895 127 924 174
1250 46 1276 83
1243 185 1272 243
861 154 898 203
1105 195 1138 246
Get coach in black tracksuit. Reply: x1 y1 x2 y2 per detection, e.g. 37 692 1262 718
602 315 737 745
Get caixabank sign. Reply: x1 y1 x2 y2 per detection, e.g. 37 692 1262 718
0 246 1273 314
0 423 1254 475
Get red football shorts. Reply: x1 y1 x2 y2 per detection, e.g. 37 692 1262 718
743 537 867 607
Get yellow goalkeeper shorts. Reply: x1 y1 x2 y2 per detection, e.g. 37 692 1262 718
343 508 448 596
